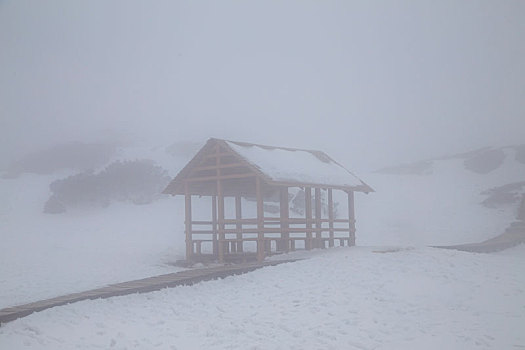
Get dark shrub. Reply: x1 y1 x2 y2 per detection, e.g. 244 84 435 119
44 160 171 213
43 195 66 214
463 149 505 174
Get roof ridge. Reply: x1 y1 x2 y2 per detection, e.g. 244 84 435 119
218 138 325 155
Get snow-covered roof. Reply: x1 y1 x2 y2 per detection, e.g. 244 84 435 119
224 140 372 192
163 138 373 195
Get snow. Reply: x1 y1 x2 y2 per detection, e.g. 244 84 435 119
226 141 366 188
0 173 186 309
357 147 525 246
1 246 524 349
1 144 524 349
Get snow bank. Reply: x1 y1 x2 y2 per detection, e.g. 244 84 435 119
1 247 523 349
356 147 525 246
0 173 185 309
1 143 523 313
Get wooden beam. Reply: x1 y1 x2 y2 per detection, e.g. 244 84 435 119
184 181 192 262
269 181 365 193
328 188 334 247
217 190 226 263
315 188 322 248
256 177 265 262
212 195 218 256
348 190 356 246
203 152 232 159
280 186 289 252
235 195 243 252
217 143 226 263
305 187 312 250
186 173 255 183
191 162 245 172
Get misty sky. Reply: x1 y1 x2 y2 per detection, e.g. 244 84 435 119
1 0 524 170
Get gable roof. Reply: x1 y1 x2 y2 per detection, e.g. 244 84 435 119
163 138 373 195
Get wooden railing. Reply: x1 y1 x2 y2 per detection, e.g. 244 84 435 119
187 216 355 258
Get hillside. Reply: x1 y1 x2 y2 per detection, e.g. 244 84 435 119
0 142 523 309
358 145 525 246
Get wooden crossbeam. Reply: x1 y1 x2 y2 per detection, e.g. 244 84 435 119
187 173 255 182
192 163 246 172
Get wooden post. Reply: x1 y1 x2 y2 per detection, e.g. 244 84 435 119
328 188 334 248
279 187 289 252
217 180 225 263
348 190 356 246
305 187 312 250
235 195 243 253
315 188 322 248
215 143 227 262
184 181 192 262
212 195 218 257
256 177 265 262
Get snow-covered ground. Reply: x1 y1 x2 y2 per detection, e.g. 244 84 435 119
357 147 525 246
0 172 186 309
1 246 524 349
0 143 524 348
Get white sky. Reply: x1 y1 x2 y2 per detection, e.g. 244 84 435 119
1 0 524 170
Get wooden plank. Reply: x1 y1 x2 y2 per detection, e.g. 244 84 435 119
191 220 213 225
270 181 359 193
212 195 218 256
217 181 225 263
223 218 258 224
202 152 232 159
348 190 356 246
212 227 323 234
256 177 265 262
0 259 301 325
280 186 290 252
235 195 243 252
189 230 216 234
315 187 322 248
328 188 334 247
186 173 255 183
216 142 224 262
192 162 245 172
305 187 312 250
185 181 193 261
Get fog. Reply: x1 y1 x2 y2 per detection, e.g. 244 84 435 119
2 3 525 346
1 0 524 171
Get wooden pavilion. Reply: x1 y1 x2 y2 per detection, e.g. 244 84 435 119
163 138 373 264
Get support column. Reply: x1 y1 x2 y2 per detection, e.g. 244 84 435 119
305 187 312 250
279 187 289 252
328 188 334 247
215 143 226 262
348 190 356 246
315 188 322 248
235 195 243 252
217 180 225 263
256 177 265 262
184 181 192 262
212 195 218 256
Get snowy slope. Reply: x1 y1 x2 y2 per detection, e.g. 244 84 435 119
0 173 186 309
0 143 523 311
0 144 192 309
0 246 523 349
356 146 525 246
